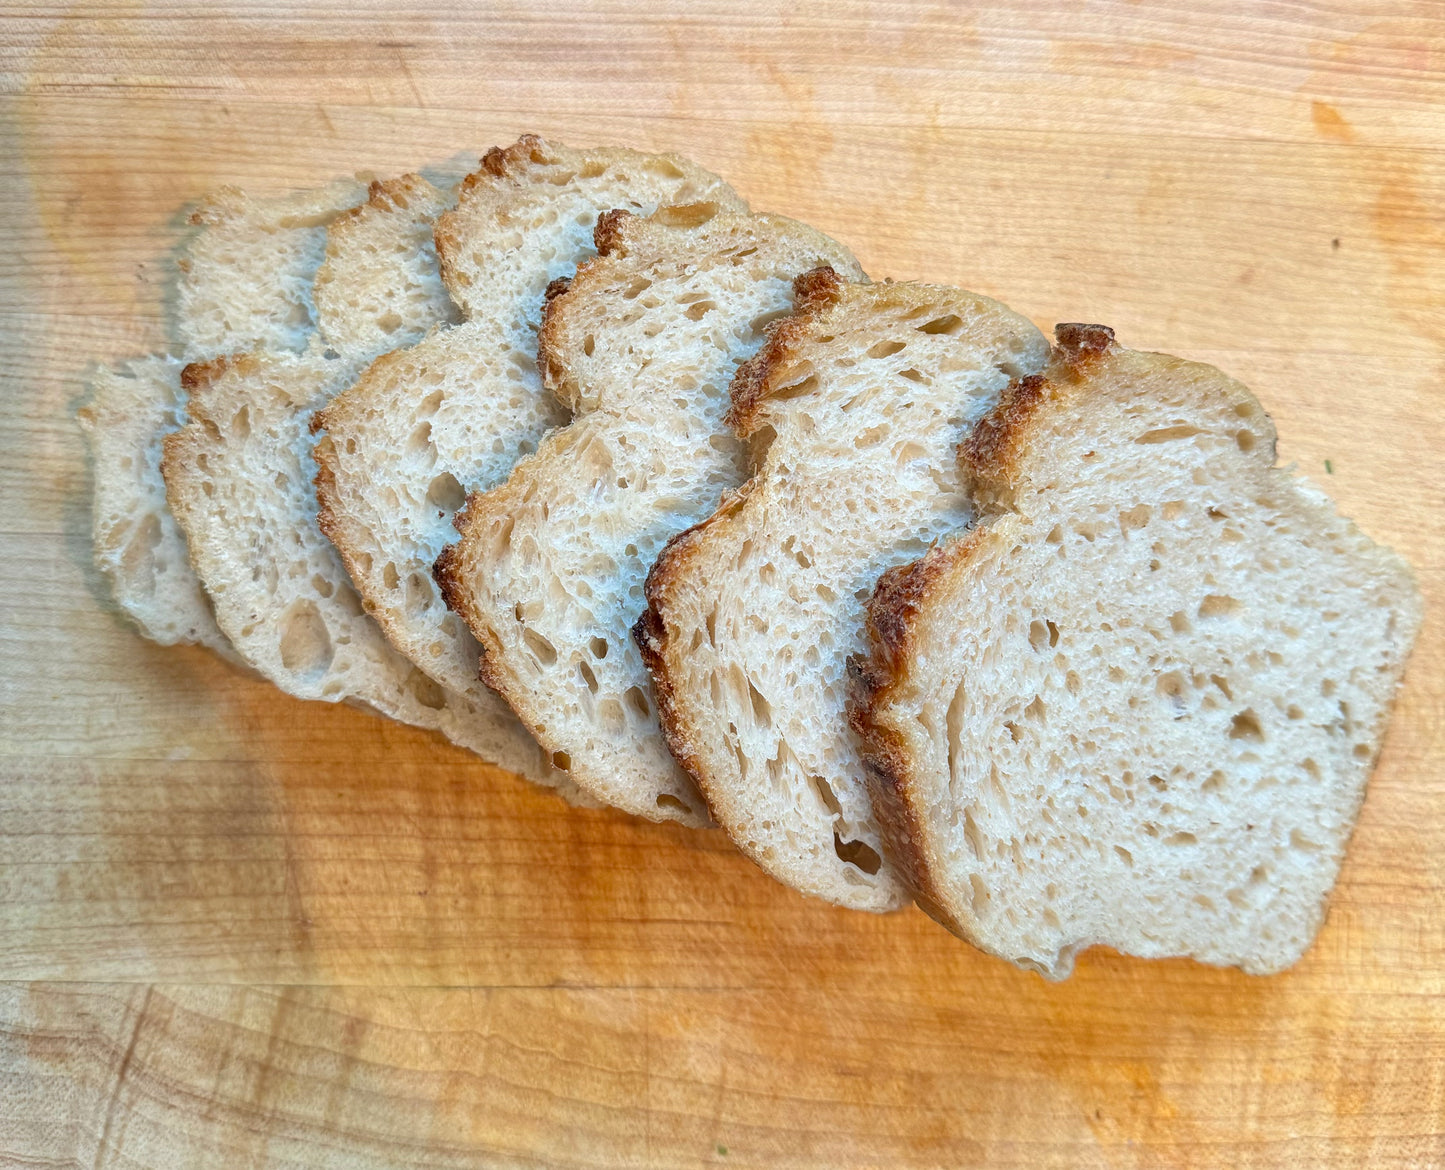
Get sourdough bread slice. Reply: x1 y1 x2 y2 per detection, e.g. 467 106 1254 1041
162 172 575 791
312 174 461 359
312 136 745 731
177 179 368 356
78 357 233 653
161 352 563 785
81 180 367 649
852 324 1423 976
639 273 1049 905
433 205 864 825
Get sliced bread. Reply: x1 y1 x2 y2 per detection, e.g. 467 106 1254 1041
851 324 1424 976
638 273 1049 905
77 357 234 653
312 136 745 727
312 174 461 359
161 351 565 786
81 180 367 649
177 178 368 356
162 173 576 791
433 205 865 825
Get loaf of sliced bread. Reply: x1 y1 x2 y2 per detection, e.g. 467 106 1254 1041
81 180 368 649
639 273 1049 904
433 205 864 825
852 324 1423 976
313 136 745 730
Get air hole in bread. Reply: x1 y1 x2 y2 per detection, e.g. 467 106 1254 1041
522 627 558 666
833 832 882 875
589 636 609 659
898 368 925 383
656 792 691 814
552 751 571 771
866 339 906 359
404 668 447 710
278 598 333 678
1198 594 1241 619
578 659 599 693
963 807 985 860
1235 429 1256 453
1119 504 1151 533
749 307 789 336
769 373 820 402
426 472 466 515
917 314 963 335
1229 708 1265 742
683 300 717 321
1135 425 1204 445
376 310 403 334
624 686 651 720
747 678 771 727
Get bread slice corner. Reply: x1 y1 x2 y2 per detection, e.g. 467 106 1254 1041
851 323 1424 977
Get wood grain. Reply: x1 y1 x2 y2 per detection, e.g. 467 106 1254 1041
2 0 1443 1164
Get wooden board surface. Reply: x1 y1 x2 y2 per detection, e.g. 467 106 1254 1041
2 1 1443 1164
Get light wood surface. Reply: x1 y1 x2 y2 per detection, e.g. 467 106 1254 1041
2 1 1443 1165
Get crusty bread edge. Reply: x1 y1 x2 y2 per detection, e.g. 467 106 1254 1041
845 528 1008 948
434 518 713 828
634 266 848 825
845 324 1124 973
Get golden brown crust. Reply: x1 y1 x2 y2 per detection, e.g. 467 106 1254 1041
957 372 1049 497
847 526 998 943
592 208 633 256
725 265 844 436
634 484 757 820
959 323 1117 503
1053 321 1116 362
478 133 550 181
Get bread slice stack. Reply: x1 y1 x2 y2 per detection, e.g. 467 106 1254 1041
82 134 1422 978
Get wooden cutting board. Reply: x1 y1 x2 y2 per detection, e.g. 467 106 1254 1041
2 2 1442 1164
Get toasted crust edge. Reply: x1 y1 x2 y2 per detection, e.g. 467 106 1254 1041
635 264 852 820
726 265 845 436
634 484 757 817
845 528 1001 941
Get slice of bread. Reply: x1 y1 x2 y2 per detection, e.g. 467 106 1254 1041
81 180 368 649
312 174 461 360
312 136 745 723
852 324 1424 976
161 352 568 789
433 205 865 825
77 357 234 653
638 273 1050 905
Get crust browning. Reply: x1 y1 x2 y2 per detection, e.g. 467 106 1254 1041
960 323 1117 504
847 523 1006 944
726 265 844 436
634 484 756 817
